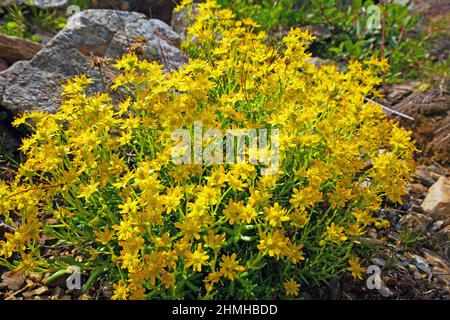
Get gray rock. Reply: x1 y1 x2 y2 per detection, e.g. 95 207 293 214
415 167 437 187
377 280 394 298
398 213 433 233
0 9 187 115
171 3 198 40
430 220 444 232
371 257 387 268
412 255 432 275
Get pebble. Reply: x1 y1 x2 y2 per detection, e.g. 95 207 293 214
378 280 394 298
52 287 65 297
371 258 387 268
28 273 43 283
415 167 436 187
32 286 49 296
430 220 444 232
412 255 432 275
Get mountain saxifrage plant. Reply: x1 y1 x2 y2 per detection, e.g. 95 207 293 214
0 0 415 299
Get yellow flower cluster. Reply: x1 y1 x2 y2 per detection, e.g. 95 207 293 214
0 0 415 299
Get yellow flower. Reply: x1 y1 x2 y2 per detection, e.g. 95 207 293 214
219 253 245 281
263 203 290 227
284 242 305 264
257 230 287 258
325 223 348 244
94 227 114 244
223 200 244 225
185 243 210 272
118 197 139 215
348 257 365 281
283 278 300 297
77 180 99 199
175 0 193 12
112 280 129 300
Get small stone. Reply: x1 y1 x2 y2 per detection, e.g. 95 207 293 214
409 205 425 214
412 255 432 275
408 264 418 273
421 177 450 220
371 258 387 268
1 271 25 291
377 280 394 298
359 237 383 247
415 167 437 187
32 286 49 296
28 273 43 283
399 213 432 232
430 220 444 232
52 287 65 297
407 183 428 196
413 271 423 280
422 249 450 271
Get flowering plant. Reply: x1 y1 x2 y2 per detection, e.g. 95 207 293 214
0 0 415 299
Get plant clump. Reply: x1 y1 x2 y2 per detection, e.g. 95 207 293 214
0 0 416 299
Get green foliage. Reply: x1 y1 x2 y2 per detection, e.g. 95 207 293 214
219 0 431 82
0 3 67 42
217 0 298 30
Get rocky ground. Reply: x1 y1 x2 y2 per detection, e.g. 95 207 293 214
0 1 449 300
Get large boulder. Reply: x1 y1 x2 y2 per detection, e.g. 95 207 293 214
0 9 187 115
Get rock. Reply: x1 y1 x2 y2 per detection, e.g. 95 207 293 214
1 271 25 291
438 225 450 239
303 24 333 39
371 257 387 268
171 3 198 40
32 286 49 296
22 291 34 299
407 183 428 197
421 176 450 220
0 34 43 64
28 273 43 283
430 220 444 232
1 0 68 9
51 286 65 296
415 166 437 187
91 0 177 23
307 57 333 69
77 293 93 300
358 237 383 247
0 9 187 115
377 280 394 298
408 205 425 214
422 249 450 271
412 255 432 275
398 213 433 233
